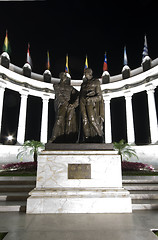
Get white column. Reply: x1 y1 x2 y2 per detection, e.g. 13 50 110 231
40 96 49 143
124 92 135 144
146 85 158 144
104 96 112 143
0 85 5 136
17 91 29 145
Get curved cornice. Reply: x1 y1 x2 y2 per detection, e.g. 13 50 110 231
0 72 54 94
103 74 158 94
1 56 158 85
1 59 158 99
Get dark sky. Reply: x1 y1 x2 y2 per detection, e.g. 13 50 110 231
0 0 158 144
0 0 158 79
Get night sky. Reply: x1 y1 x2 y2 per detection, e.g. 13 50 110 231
0 0 158 144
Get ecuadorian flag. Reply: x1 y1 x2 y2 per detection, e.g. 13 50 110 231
65 54 69 73
103 52 108 71
3 30 11 54
84 55 88 69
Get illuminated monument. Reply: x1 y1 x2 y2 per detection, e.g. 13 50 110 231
0 52 158 147
0 51 158 213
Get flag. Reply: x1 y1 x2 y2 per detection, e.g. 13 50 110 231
65 54 69 73
26 43 32 66
84 55 88 69
124 46 128 65
3 30 11 54
142 35 148 61
103 52 108 71
46 51 50 70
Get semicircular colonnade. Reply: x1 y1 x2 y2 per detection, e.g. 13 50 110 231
0 54 158 146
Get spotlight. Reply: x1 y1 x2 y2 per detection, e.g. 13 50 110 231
7 135 13 141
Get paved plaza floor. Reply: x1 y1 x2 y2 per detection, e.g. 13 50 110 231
0 211 158 240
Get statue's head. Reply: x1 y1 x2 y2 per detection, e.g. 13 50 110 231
59 72 67 82
84 68 93 80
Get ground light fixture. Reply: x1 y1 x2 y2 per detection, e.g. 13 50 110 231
6 135 15 144
7 135 13 141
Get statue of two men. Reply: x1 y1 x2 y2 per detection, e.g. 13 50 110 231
50 68 104 143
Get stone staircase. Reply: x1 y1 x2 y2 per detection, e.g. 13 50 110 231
0 176 158 212
123 176 158 210
0 177 36 212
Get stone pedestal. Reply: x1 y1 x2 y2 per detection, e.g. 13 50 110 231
27 148 132 214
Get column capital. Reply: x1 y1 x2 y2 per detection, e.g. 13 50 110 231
145 84 156 93
41 94 50 102
20 89 29 97
103 95 111 102
0 83 6 90
124 90 133 99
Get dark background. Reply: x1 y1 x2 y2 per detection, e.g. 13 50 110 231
0 0 158 144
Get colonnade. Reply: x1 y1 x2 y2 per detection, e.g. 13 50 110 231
104 84 158 144
0 84 52 145
0 82 158 145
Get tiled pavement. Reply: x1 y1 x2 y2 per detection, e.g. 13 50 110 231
0 211 158 240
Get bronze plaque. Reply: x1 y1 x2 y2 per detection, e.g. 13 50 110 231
68 164 91 179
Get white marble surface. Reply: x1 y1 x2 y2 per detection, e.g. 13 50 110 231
27 150 132 214
36 150 122 189
27 187 132 213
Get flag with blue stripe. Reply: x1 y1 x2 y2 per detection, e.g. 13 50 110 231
84 55 88 69
65 54 69 73
142 35 148 61
124 46 128 66
103 52 108 71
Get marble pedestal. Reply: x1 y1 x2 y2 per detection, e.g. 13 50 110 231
27 149 132 214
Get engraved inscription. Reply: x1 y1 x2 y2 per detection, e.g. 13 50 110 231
68 164 91 179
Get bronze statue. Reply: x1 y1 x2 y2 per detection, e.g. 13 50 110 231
50 72 79 143
80 68 104 142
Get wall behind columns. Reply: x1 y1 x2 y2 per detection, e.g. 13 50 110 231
0 145 158 170
0 145 33 168
124 145 158 169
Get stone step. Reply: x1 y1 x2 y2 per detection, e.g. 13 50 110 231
0 185 35 193
132 199 158 210
123 180 158 184
123 182 158 186
122 176 158 182
123 185 158 191
0 180 36 185
0 176 158 212
0 177 35 212
0 192 29 201
130 193 158 200
0 201 26 212
122 179 158 184
0 177 36 185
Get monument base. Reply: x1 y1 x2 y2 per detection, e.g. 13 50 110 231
27 148 132 214
27 188 131 213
